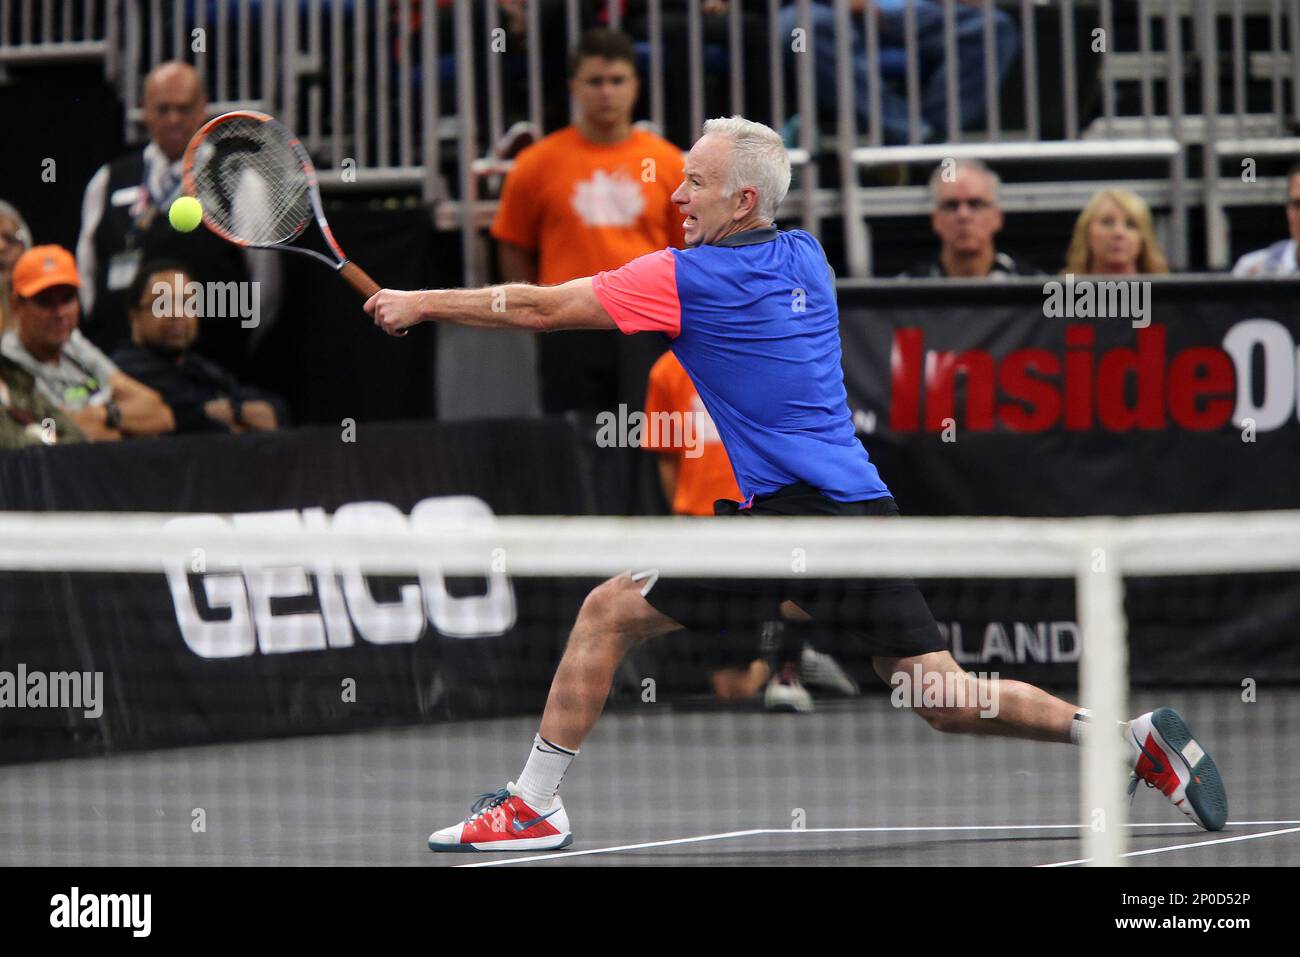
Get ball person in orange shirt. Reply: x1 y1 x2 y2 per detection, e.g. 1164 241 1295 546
492 29 686 414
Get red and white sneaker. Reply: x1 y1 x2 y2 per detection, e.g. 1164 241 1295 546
428 782 573 853
765 661 814 713
1127 708 1228 832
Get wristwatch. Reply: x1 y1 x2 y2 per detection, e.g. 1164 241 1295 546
104 401 123 430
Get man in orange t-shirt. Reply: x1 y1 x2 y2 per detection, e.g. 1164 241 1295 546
491 28 685 414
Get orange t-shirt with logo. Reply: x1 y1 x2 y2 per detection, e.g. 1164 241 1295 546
644 351 743 516
491 126 686 285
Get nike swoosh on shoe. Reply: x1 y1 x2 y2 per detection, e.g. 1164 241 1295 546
511 806 562 833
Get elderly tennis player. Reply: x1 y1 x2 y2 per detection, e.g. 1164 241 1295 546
365 117 1228 853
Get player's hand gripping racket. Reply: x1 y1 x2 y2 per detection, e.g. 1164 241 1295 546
182 110 405 333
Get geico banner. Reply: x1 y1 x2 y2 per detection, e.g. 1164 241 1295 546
837 278 1300 515
164 498 516 659
0 421 597 764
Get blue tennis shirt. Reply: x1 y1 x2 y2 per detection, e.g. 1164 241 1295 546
591 227 889 504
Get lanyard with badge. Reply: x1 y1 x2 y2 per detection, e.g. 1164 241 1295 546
106 158 180 294
57 347 111 408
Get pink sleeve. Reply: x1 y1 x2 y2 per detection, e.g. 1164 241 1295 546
591 248 682 337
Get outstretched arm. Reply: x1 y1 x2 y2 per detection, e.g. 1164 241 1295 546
364 278 615 337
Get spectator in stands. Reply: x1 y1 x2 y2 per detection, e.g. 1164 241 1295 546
76 61 281 374
1064 189 1169 275
0 200 33 335
111 262 289 434
1232 162 1300 277
620 1 772 148
0 354 84 450
1 246 174 442
780 0 1020 146
901 159 1039 278
645 350 859 711
492 28 685 414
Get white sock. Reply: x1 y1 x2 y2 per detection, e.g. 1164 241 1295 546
1069 709 1090 745
1069 709 1135 753
517 734 578 809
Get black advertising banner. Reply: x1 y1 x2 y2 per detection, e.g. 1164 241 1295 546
837 277 1300 516
0 422 599 764
836 277 1300 687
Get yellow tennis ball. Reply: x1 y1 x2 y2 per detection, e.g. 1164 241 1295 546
168 196 203 232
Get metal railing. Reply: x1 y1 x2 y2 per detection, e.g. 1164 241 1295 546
822 0 1299 274
2 1 1298 280
0 0 119 76
1193 0 1300 267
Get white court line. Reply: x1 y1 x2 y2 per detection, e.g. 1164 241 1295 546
454 828 767 866
453 821 1300 867
1038 824 1300 867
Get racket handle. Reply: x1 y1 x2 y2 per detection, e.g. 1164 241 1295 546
339 261 381 299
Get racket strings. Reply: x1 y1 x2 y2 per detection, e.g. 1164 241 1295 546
190 115 313 246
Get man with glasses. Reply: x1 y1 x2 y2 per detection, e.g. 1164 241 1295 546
1233 162 1300 277
1 246 174 442
900 159 1040 279
75 61 280 372
0 235 84 449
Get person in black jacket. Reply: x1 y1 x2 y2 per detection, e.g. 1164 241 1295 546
75 61 282 374
111 261 289 434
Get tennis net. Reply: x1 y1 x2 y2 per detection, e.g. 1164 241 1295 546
1 508 1298 866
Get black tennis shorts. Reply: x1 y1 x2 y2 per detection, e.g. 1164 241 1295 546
641 483 947 661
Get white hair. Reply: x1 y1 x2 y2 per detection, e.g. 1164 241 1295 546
0 200 33 251
928 158 1002 205
700 116 791 222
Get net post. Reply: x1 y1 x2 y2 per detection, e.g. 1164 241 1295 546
1076 528 1128 867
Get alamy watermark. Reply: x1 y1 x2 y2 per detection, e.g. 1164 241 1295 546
50 887 150 937
890 664 1000 719
595 404 704 458
153 279 261 329
0 664 102 718
1042 274 1150 329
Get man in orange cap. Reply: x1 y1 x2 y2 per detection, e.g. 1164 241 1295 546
2 245 174 441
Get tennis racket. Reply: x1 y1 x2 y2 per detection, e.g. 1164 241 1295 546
182 110 395 326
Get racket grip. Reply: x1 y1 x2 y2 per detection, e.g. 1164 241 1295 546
339 261 381 299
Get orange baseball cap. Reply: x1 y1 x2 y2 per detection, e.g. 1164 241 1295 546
12 245 81 298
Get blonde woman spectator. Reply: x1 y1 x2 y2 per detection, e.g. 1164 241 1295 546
0 200 33 334
1064 189 1170 275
